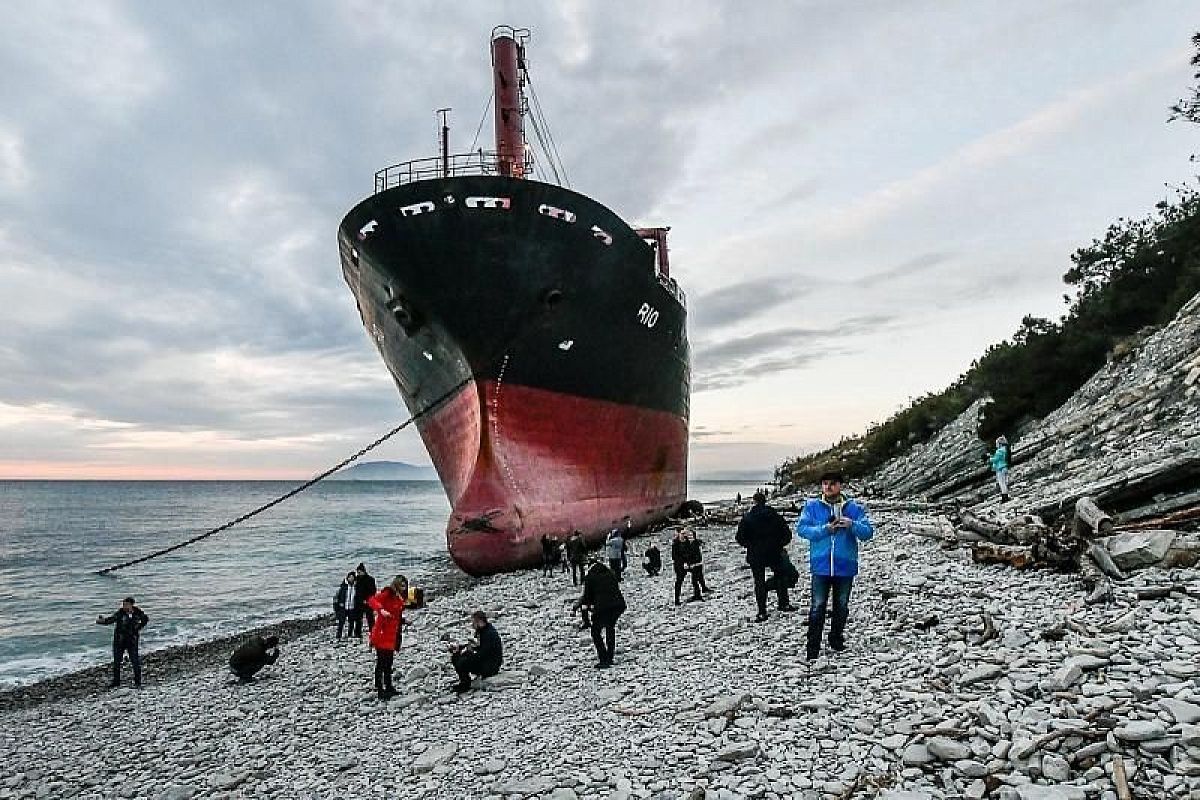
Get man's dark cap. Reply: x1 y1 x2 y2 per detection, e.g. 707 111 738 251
122 596 135 605
819 470 845 483
752 491 767 504
356 563 366 571
263 635 279 648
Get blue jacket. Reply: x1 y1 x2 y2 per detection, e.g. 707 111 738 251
795 495 874 577
990 446 1009 473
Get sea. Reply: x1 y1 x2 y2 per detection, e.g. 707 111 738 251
0 479 758 688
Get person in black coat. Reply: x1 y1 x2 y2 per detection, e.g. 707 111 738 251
96 597 149 689
642 542 662 577
670 529 702 605
573 560 627 668
565 531 588 586
736 491 799 622
229 635 280 682
333 571 358 640
449 611 503 693
355 563 377 635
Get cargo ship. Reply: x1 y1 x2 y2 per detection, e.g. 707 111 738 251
337 27 690 575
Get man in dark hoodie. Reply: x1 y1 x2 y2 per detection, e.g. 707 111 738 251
355 563 377 635
96 596 149 689
736 491 799 622
565 531 588 586
449 611 503 693
229 635 280 682
573 559 626 668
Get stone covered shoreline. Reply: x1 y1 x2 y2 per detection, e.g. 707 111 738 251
1 507 1198 800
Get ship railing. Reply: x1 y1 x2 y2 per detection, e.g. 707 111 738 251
374 151 533 193
659 275 687 308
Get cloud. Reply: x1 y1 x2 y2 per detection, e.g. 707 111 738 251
690 276 815 330
846 251 954 287
693 315 895 392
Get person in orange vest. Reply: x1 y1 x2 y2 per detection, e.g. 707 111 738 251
366 575 410 700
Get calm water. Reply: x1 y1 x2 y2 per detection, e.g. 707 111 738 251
0 479 752 687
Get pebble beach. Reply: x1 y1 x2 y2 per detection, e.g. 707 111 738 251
2 506 1199 800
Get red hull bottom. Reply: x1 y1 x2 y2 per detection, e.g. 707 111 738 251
415 381 688 575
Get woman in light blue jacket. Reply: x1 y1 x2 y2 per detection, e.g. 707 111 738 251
990 436 1010 502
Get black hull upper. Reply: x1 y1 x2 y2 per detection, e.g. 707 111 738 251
338 176 690 422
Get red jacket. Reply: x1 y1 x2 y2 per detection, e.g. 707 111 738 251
367 588 405 651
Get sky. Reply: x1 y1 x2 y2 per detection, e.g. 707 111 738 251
0 1 1196 480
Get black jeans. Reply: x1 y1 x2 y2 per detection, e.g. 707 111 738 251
674 568 700 603
335 608 347 639
452 650 496 687
112 638 141 686
643 562 661 577
363 607 374 633
590 608 622 664
693 564 708 593
751 563 790 616
807 575 854 657
348 609 364 638
374 648 395 692
571 561 586 586
609 558 623 581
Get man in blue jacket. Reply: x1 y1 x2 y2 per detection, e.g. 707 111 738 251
795 471 874 660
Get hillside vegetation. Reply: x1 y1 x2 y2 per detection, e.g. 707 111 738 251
776 33 1200 488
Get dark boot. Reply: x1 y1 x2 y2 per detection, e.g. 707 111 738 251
806 611 825 660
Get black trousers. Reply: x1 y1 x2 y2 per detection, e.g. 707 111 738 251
674 568 700 603
609 558 623 581
374 648 395 692
693 564 708 593
570 561 586 586
347 609 364 638
590 608 622 664
112 639 141 686
643 562 661 577
335 608 347 639
750 563 790 615
452 650 495 687
363 607 374 633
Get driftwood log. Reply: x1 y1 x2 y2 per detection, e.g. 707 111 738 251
971 543 1035 568
1072 496 1114 538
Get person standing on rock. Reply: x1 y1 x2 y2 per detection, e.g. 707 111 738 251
795 471 874 660
367 575 409 700
333 570 358 640
573 559 626 668
96 596 148 689
605 529 625 581
990 436 1011 502
541 534 558 578
566 531 588 586
229 635 280 682
449 611 503 693
736 491 799 622
355 563 377 636
685 529 711 596
671 529 702 605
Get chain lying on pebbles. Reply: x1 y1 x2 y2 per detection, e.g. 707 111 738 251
0 508 1197 800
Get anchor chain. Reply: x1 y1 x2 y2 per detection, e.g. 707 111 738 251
95 378 469 575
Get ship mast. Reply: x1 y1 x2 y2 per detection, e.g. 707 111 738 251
491 27 529 178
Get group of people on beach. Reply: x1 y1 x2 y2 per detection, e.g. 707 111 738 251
93 470 901 694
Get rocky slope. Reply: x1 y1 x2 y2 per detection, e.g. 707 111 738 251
870 292 1200 520
1 508 1197 800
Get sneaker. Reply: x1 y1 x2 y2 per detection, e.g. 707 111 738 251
778 604 799 613
829 641 847 653
686 595 704 603
383 687 399 698
594 661 611 669
753 613 769 623
108 682 120 689
377 691 390 702
806 650 820 662
452 683 471 694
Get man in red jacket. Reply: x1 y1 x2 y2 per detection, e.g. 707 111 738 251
367 575 409 700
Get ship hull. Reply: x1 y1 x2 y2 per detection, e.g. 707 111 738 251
338 176 690 575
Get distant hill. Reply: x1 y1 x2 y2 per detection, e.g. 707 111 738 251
330 461 438 481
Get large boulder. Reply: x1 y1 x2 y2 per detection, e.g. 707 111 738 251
1103 530 1176 570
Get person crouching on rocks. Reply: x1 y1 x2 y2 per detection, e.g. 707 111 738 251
642 540 662 577
449 611 503 693
573 559 626 669
96 596 149 689
229 635 280 682
795 471 874 661
367 575 410 700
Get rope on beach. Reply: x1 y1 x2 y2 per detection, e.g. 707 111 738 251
95 378 471 575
